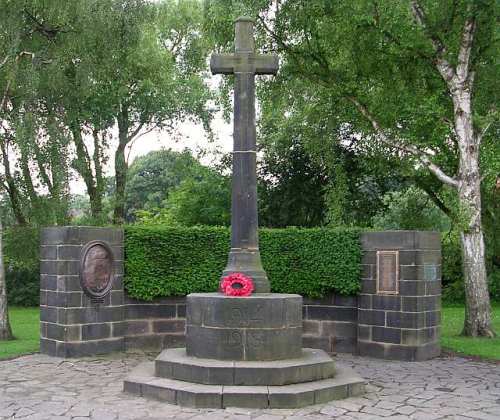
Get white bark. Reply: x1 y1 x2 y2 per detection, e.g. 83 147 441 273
0 219 13 340
411 1 494 336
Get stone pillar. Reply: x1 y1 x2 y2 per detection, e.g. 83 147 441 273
357 231 441 361
40 227 124 357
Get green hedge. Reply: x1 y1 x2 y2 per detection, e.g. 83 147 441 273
124 225 362 300
4 227 40 307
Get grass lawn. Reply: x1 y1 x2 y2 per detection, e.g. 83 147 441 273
441 303 500 360
0 307 39 360
0 304 499 361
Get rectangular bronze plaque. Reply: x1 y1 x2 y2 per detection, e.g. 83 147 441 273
377 251 399 295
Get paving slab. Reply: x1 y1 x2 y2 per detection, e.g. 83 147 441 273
0 352 499 419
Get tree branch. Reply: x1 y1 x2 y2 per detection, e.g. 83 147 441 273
347 95 459 188
410 1 456 84
456 15 476 84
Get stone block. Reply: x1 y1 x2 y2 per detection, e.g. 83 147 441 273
57 245 82 260
153 320 185 333
162 333 186 349
176 304 186 318
399 280 426 295
176 384 223 408
223 386 269 408
187 293 302 329
57 275 81 292
81 323 111 340
125 320 150 335
358 309 385 326
358 325 371 341
372 326 401 344
361 279 376 294
186 324 302 361
125 334 163 350
40 307 57 323
332 295 357 307
358 294 372 309
306 306 357 322
40 245 57 260
425 311 441 327
361 231 417 250
361 264 373 279
40 275 57 291
302 320 320 335
402 296 425 312
386 311 425 329
125 304 176 320
372 295 401 311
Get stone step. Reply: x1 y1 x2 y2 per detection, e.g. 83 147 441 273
124 361 365 409
155 347 336 386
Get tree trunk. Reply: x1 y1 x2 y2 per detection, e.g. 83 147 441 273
453 82 495 337
0 219 13 341
113 108 129 225
70 122 102 220
92 129 104 219
0 140 27 226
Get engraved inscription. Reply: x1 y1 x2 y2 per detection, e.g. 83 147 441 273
226 330 243 346
377 250 399 295
227 304 263 327
247 331 264 348
80 241 114 299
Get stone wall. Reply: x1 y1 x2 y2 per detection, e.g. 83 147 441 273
357 231 441 361
120 293 357 354
40 227 441 361
40 227 125 357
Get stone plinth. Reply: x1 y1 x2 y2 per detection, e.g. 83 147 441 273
358 231 441 361
156 348 335 386
39 227 124 358
124 291 366 408
186 293 302 361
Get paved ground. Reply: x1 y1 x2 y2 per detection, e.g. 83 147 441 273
1 352 499 420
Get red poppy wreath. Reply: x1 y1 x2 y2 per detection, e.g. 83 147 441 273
220 272 254 296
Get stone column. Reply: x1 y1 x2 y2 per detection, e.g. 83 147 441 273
39 227 124 357
357 231 441 361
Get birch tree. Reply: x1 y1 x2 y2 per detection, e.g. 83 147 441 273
206 0 499 336
0 218 13 340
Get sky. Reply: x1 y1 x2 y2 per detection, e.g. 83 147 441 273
70 99 233 195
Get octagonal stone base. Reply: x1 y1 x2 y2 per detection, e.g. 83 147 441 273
124 361 365 409
156 347 335 386
123 292 366 408
186 293 303 361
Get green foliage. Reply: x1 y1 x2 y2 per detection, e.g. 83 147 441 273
125 149 208 221
372 187 452 231
124 225 362 300
3 227 40 307
157 170 231 227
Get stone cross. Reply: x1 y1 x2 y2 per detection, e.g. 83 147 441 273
211 17 278 293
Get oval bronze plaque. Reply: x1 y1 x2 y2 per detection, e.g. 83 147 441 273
80 241 114 298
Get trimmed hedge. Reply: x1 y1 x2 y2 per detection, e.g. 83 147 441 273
124 225 362 300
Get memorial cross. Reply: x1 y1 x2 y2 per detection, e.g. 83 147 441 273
211 17 278 293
